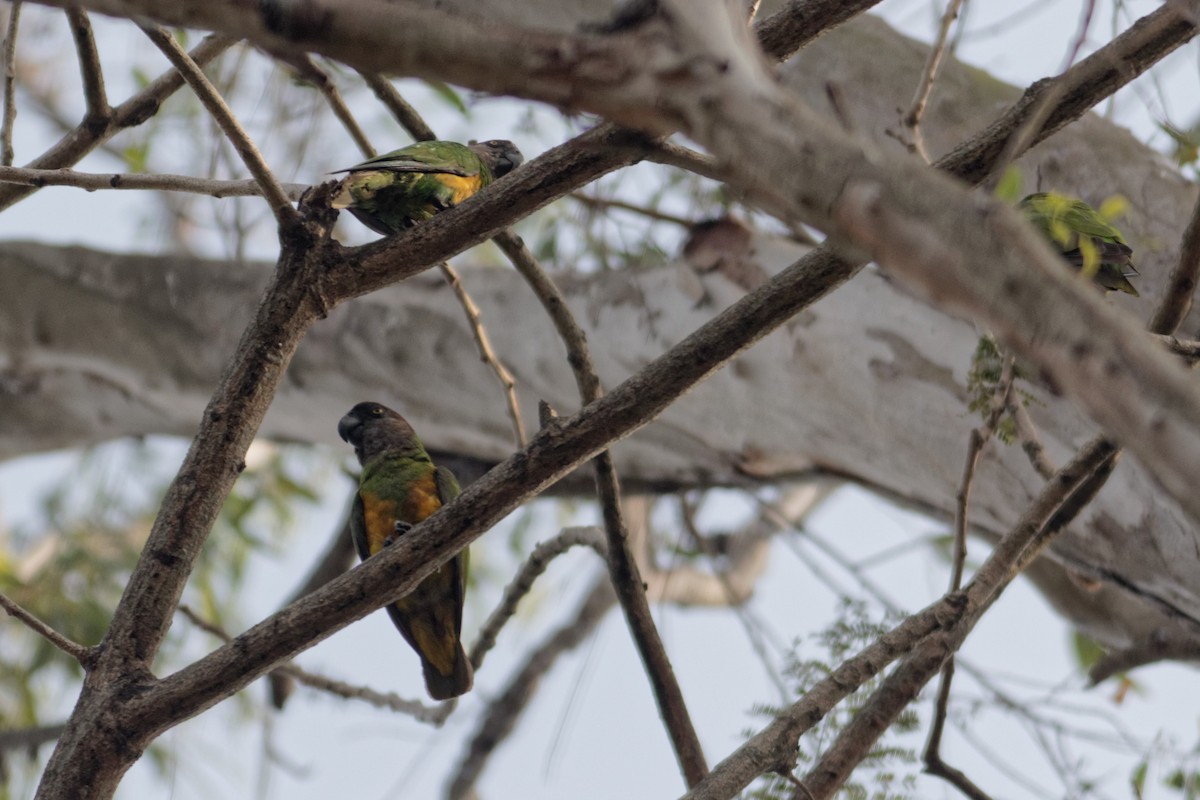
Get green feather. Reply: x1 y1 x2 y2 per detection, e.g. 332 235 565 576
332 139 523 235
1018 192 1139 296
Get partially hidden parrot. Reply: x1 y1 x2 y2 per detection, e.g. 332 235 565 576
331 139 524 235
337 401 473 700
1018 191 1139 296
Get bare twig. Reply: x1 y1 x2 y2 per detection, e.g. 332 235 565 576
797 440 1118 800
753 0 887 62
0 723 66 752
140 25 296 227
439 262 528 447
1088 629 1200 684
289 55 374 159
494 228 710 786
1149 186 1200 335
358 71 437 142
0 591 92 666
953 357 1016 592
178 605 448 723
0 165 306 198
0 33 233 211
0 1 19 166
65 8 107 122
470 526 607 670
903 0 966 162
267 504 357 709
1009 396 1057 479
570 191 694 227
447 577 617 800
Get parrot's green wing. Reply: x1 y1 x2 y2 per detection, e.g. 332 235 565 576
1018 192 1139 296
349 491 371 563
335 141 484 178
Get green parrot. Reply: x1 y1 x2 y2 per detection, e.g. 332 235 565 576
337 401 473 700
331 139 524 235
1018 191 1139 296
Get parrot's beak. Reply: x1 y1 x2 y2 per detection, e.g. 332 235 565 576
337 413 362 445
500 149 524 174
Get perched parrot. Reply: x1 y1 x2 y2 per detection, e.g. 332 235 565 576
1018 192 1139 296
337 401 473 700
331 139 524 235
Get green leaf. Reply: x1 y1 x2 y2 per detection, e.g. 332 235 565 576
424 80 469 116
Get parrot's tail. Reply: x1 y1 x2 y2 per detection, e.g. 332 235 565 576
424 644 474 701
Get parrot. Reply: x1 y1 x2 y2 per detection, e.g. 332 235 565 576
1017 191 1139 296
337 401 473 700
331 139 524 235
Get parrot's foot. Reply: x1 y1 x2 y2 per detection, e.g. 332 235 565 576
383 520 413 547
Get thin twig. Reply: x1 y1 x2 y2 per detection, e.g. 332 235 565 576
679 495 790 700
177 604 448 723
358 71 437 142
903 0 966 162
1009 395 1057 479
290 55 374 159
1149 187 1200 335
0 1 19 166
440 262 528 447
0 723 66 752
570 191 694 227
0 165 306 198
0 590 92 666
140 24 296 227
470 526 607 670
494 228 710 787
797 440 1118 799
65 8 107 122
1088 629 1200 684
953 357 1015 592
447 577 617 800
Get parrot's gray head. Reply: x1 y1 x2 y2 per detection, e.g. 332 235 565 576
469 139 524 178
338 401 420 464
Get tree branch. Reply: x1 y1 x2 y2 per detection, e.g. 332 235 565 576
0 590 93 666
0 1 20 167
0 32 233 210
0 165 306 197
140 24 296 227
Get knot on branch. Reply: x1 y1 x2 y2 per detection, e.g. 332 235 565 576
297 179 341 237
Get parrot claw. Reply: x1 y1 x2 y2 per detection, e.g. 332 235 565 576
383 520 413 547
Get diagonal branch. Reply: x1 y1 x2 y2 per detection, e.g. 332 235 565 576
495 229 710 785
470 526 607 670
139 24 296 227
65 7 107 122
0 590 93 666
